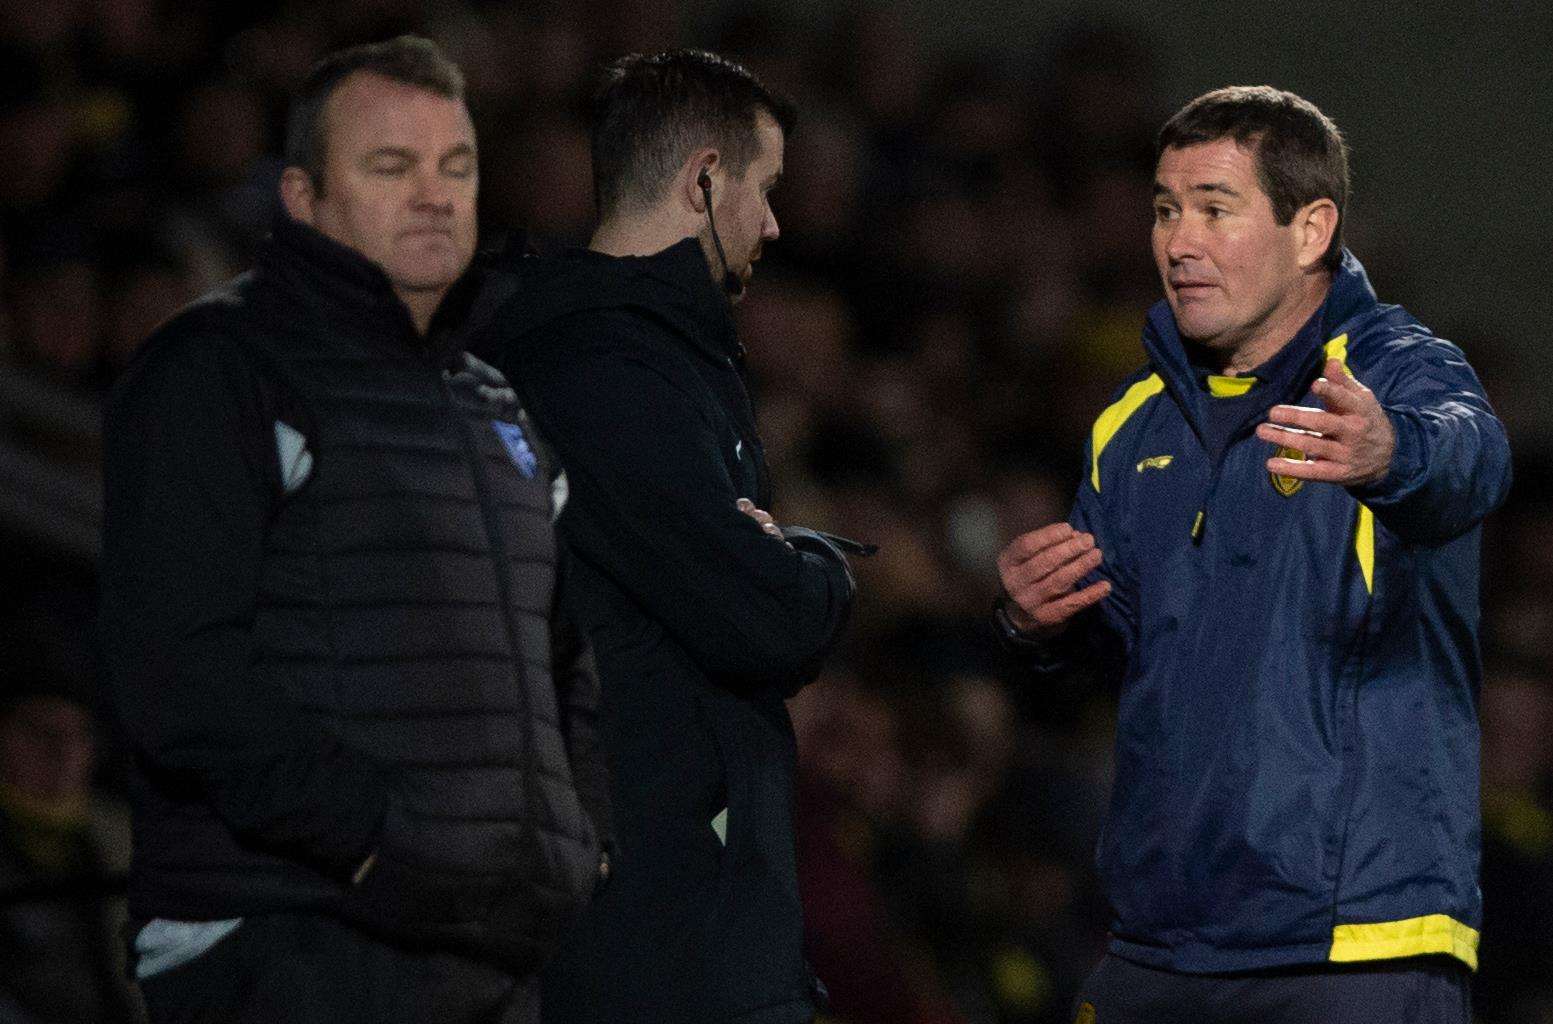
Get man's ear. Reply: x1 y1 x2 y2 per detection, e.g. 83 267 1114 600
279 167 318 224
681 148 720 213
1295 197 1339 271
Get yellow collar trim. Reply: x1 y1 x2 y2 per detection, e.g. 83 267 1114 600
1205 374 1257 398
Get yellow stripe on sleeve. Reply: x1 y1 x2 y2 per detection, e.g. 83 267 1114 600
1091 374 1165 492
1355 504 1374 593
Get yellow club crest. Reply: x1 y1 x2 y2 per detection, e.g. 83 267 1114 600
1136 454 1174 473
1270 445 1306 497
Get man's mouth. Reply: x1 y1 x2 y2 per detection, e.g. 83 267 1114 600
1171 281 1216 298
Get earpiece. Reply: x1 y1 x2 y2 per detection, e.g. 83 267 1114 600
696 168 743 299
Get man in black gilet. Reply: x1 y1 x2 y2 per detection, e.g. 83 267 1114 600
101 37 610 1024
470 51 859 1024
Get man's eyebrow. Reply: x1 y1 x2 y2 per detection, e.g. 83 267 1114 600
363 146 417 162
440 142 477 161
1153 180 1242 199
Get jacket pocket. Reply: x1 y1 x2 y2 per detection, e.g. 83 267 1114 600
337 797 503 932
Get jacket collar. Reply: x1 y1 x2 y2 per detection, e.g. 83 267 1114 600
1142 249 1381 428
255 214 479 360
593 236 742 365
468 234 744 371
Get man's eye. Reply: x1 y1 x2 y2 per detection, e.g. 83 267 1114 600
1154 207 1178 222
1206 205 1229 219
443 158 475 179
371 162 409 176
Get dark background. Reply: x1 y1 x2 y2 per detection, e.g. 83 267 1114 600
1 2 1549 1022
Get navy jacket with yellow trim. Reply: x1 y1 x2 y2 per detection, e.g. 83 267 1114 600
1060 251 1510 973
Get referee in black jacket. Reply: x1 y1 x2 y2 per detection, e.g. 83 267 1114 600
101 38 609 1023
469 50 858 1024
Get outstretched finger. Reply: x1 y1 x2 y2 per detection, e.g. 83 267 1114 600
1324 357 1355 383
1264 404 1336 435
1255 423 1343 461
1264 454 1349 482
1312 376 1366 414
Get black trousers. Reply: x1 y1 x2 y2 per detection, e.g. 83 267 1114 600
1074 953 1471 1024
137 913 537 1024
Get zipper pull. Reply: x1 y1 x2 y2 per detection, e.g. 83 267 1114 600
1191 508 1206 544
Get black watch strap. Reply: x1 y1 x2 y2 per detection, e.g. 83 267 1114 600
992 595 1074 672
993 595 1045 648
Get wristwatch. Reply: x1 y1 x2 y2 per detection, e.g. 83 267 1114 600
992 594 1042 648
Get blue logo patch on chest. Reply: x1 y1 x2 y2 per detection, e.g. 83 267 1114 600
491 420 538 478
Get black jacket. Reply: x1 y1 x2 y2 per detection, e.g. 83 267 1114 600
101 215 610 972
468 239 855 1024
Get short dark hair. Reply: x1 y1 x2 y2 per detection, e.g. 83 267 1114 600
590 49 796 219
1158 86 1349 271
284 35 465 190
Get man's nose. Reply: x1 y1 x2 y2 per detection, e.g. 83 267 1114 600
1164 216 1202 263
411 168 457 212
762 205 780 243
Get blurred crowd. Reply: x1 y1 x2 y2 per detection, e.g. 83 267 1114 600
1 2 1549 1023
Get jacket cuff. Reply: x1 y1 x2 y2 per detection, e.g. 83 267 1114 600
992 597 1071 673
777 526 857 694
782 525 858 651
1348 404 1426 506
